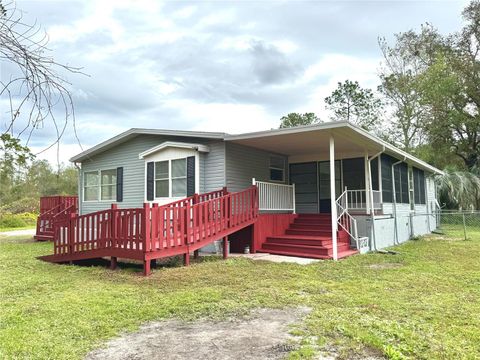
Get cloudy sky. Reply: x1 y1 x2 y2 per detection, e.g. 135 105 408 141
3 0 468 164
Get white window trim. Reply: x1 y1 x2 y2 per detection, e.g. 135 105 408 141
83 168 117 202
143 148 199 204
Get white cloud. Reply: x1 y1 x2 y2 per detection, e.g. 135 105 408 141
8 0 465 165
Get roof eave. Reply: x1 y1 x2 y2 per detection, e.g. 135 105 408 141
70 128 226 163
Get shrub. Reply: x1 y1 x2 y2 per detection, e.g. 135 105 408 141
0 212 37 228
0 197 39 214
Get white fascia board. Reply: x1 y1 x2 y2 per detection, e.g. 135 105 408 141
138 142 210 159
70 128 224 162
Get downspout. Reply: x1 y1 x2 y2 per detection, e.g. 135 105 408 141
74 162 81 215
391 156 406 245
367 148 384 251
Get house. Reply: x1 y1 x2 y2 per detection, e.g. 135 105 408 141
38 121 442 275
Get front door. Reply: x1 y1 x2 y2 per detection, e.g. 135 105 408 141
289 162 318 213
290 161 342 213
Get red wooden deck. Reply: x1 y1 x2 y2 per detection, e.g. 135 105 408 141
38 187 358 275
34 196 78 241
40 187 259 275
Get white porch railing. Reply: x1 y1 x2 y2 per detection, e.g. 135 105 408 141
253 178 295 212
336 189 359 249
347 189 381 210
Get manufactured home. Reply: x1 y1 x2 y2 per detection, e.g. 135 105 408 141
38 121 441 275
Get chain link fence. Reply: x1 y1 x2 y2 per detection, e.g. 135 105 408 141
437 210 480 240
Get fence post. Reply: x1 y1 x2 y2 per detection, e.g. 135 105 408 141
463 213 467 240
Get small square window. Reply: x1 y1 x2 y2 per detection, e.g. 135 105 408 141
269 156 285 182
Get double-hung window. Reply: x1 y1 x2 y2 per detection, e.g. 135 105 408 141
100 169 117 201
84 169 117 201
155 161 169 197
84 171 99 201
154 158 188 198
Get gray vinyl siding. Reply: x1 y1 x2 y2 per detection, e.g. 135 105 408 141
225 142 288 193
79 135 223 215
203 141 226 192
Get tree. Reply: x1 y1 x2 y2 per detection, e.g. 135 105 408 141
325 80 383 130
389 3 480 170
435 167 480 209
378 34 432 151
279 112 321 128
0 133 33 205
0 1 82 153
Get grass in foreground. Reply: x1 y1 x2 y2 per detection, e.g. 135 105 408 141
1 229 479 359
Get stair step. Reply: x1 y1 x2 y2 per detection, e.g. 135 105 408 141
262 242 351 256
296 213 331 218
286 228 332 236
290 223 332 230
257 248 359 260
294 219 331 225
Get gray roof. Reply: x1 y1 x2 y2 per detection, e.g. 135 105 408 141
70 122 443 175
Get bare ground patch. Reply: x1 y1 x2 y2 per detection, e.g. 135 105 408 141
85 308 311 360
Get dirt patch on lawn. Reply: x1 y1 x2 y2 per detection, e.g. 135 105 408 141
85 308 311 360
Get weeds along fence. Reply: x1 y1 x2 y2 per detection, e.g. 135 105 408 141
437 210 480 240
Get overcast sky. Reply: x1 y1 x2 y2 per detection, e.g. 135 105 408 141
3 0 468 164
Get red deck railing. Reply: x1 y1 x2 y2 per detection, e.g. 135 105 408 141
51 187 258 273
35 196 78 241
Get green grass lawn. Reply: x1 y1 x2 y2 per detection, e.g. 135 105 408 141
1 230 479 360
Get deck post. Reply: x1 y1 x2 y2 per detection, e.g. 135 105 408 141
364 151 371 214
184 252 190 266
68 212 76 256
110 256 117 270
223 236 229 259
110 204 117 248
143 259 151 276
193 250 199 259
143 203 151 253
329 135 338 261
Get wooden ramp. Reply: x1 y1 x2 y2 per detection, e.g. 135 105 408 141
40 187 258 275
34 196 78 241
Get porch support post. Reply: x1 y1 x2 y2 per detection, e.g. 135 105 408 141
329 135 338 261
364 150 371 214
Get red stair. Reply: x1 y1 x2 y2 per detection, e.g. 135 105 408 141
259 213 358 259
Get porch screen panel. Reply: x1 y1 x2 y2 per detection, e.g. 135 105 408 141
413 167 426 204
370 157 379 190
381 155 394 203
392 159 409 204
290 162 318 213
342 158 365 190
399 163 409 203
